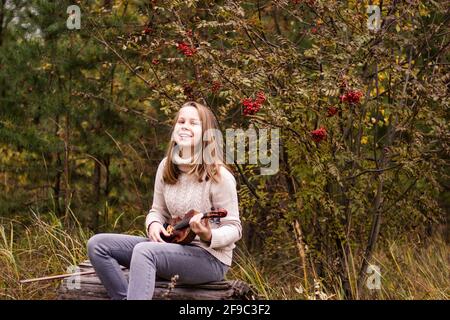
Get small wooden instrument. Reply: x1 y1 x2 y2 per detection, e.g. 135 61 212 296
161 208 227 244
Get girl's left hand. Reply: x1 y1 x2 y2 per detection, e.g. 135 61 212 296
189 213 212 243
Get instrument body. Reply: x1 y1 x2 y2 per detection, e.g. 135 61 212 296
161 208 227 244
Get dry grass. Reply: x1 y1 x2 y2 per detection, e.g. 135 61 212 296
372 236 449 299
229 237 449 300
0 212 448 300
0 210 89 299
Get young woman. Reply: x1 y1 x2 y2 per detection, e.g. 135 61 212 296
87 101 242 300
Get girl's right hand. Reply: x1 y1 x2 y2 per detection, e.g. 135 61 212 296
148 222 171 242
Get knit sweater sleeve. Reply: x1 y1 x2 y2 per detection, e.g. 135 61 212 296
145 157 171 235
206 166 242 249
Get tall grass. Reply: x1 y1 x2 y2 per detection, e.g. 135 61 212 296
0 210 91 299
317 236 449 300
0 212 448 299
373 236 449 299
230 237 449 300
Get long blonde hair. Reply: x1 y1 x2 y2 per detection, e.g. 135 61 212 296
163 101 230 184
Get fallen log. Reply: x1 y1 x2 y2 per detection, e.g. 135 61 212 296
57 260 256 300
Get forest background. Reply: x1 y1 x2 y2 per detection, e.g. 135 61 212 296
0 0 448 299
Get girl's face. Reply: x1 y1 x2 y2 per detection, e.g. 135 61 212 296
172 106 203 149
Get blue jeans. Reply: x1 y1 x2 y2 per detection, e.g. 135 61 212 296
87 233 229 300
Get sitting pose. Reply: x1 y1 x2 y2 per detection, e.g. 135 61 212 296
87 101 242 300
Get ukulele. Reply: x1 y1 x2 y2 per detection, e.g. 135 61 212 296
161 208 227 244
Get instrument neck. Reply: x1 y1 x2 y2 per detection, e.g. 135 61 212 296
173 211 213 230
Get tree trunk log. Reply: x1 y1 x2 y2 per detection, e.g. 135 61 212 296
57 260 256 300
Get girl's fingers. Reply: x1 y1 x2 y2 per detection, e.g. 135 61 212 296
189 214 200 224
192 221 203 231
155 232 164 242
161 227 170 237
157 227 168 242
150 230 164 242
188 213 211 236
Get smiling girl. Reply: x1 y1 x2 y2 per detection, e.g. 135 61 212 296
87 101 242 300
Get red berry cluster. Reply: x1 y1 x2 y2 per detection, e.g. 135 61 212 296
242 91 266 116
311 127 327 143
176 41 197 57
326 106 338 117
211 81 222 93
143 27 153 35
256 91 266 103
151 58 160 65
242 98 258 115
339 90 363 105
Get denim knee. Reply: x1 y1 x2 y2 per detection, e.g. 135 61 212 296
87 233 109 257
131 242 158 263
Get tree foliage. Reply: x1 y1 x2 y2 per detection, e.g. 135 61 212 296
0 0 448 298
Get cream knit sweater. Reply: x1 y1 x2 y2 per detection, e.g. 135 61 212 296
145 157 242 266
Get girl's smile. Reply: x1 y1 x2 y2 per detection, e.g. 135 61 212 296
178 131 193 139
173 106 202 149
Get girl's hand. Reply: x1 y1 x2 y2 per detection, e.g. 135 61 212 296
148 222 171 242
189 213 212 243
